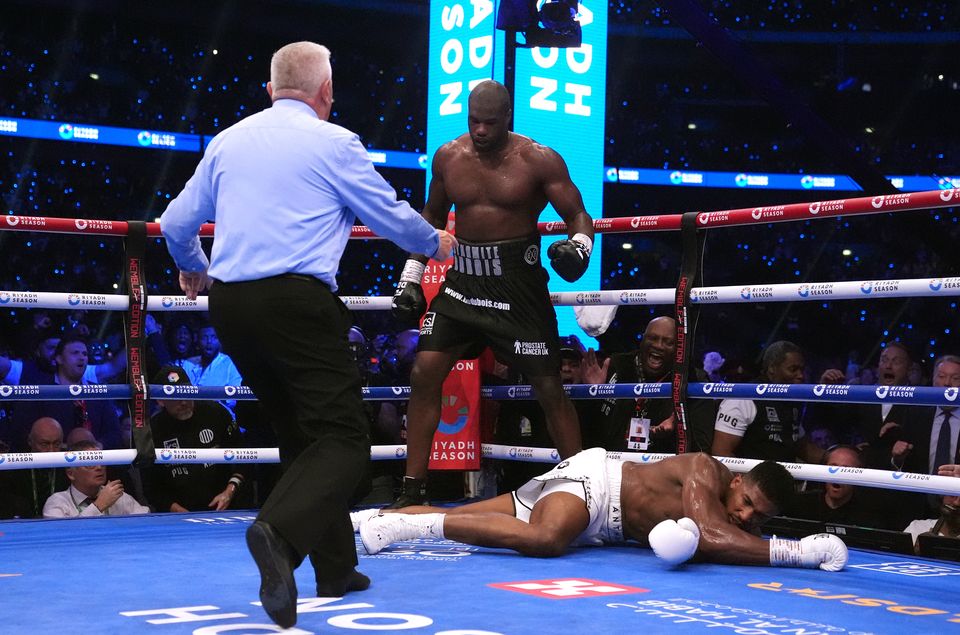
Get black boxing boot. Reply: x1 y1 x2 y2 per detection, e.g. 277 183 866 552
384 476 428 509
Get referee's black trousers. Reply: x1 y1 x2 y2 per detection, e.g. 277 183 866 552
210 275 370 581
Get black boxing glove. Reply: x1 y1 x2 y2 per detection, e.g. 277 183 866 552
547 233 592 282
392 259 427 325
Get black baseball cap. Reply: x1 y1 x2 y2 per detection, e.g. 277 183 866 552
153 365 192 386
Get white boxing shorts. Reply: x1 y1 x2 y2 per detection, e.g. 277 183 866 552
511 447 624 546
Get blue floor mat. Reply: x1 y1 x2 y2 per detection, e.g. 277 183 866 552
1 511 958 634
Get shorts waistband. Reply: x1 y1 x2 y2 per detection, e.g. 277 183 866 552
604 459 624 543
452 234 542 277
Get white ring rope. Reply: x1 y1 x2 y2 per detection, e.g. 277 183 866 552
2 445 958 497
3 275 960 311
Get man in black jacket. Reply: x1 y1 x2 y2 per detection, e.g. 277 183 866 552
581 316 717 454
146 365 246 512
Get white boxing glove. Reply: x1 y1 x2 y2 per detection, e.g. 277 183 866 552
648 517 700 565
769 534 848 572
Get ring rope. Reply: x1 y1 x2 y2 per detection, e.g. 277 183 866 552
4 274 960 312
1 188 957 239
2 445 958 497
2 381 956 406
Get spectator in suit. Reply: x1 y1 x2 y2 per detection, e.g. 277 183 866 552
42 440 150 518
886 355 960 524
812 343 916 466
0 417 68 519
892 355 960 475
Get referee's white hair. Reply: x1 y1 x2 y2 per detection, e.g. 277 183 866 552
270 41 331 96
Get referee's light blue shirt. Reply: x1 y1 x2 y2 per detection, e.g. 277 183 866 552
160 99 439 291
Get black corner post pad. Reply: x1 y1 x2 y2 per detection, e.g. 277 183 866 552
123 221 155 467
672 212 704 454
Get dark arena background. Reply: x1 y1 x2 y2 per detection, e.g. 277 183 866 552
2 1 960 634
2 0 958 363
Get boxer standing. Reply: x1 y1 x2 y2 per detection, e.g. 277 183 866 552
390 80 594 507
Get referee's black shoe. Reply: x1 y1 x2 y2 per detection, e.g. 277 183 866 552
316 569 371 597
246 521 298 629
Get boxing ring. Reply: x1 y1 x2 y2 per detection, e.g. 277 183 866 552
2 511 960 634
3 188 960 633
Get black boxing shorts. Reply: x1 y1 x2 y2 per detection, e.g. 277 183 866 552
418 234 561 377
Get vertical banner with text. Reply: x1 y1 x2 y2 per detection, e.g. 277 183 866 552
425 2 503 470
427 1 504 158
421 249 481 471
513 2 607 344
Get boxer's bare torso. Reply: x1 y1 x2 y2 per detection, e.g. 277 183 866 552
620 453 775 565
429 132 565 241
